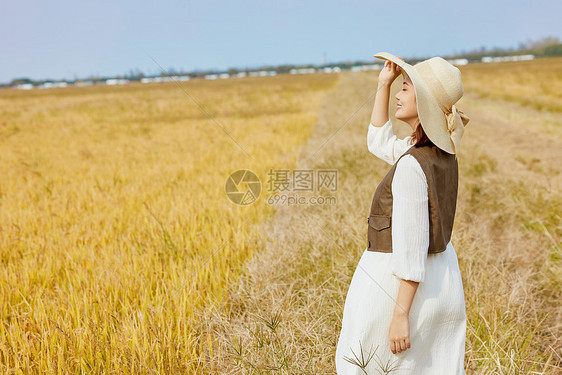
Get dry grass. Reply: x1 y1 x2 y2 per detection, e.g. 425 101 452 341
0 74 338 373
206 61 561 374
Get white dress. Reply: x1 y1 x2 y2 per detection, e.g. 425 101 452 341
335 119 467 374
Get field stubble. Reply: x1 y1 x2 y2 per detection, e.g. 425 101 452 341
209 60 561 374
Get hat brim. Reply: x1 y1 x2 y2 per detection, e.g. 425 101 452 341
373 52 455 154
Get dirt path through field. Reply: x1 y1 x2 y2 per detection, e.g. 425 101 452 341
460 91 562 191
208 70 561 374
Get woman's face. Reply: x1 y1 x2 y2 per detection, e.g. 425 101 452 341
395 74 420 129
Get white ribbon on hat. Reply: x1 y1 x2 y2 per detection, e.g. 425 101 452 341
445 104 470 154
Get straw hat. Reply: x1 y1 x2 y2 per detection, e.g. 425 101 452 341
373 52 470 155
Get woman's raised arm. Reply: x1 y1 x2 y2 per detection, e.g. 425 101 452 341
370 60 402 126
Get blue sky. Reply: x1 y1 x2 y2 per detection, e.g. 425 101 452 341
2 0 560 83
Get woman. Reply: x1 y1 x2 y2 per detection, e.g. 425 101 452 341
335 52 470 374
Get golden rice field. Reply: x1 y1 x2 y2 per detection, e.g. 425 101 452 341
1 57 561 374
0 74 338 373
460 56 562 112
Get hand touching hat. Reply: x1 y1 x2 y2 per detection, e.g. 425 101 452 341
374 52 470 154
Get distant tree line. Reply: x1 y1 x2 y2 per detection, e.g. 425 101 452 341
445 36 562 61
5 35 562 88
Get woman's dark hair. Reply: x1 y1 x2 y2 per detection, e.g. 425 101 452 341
411 122 434 147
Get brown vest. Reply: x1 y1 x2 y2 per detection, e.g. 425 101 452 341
367 144 458 254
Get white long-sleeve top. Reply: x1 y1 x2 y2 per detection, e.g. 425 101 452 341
367 119 429 283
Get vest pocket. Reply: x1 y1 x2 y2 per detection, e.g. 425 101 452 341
368 214 391 231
